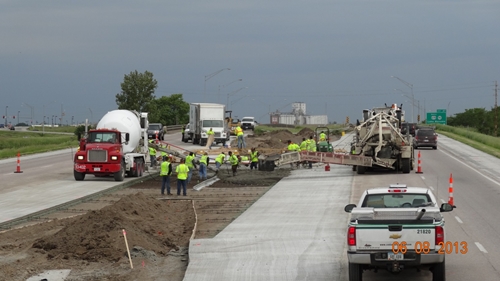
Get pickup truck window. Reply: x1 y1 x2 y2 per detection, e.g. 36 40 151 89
362 194 432 208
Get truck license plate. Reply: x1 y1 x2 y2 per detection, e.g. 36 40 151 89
94 167 101 171
388 252 404 260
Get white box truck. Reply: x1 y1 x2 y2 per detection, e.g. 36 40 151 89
188 103 229 146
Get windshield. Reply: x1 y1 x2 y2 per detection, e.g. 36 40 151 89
242 118 253 122
417 130 435 136
88 132 118 143
148 124 161 130
202 120 224 127
362 193 432 208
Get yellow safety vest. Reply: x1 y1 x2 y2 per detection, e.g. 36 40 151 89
235 127 243 136
215 153 225 164
207 130 214 135
160 161 171 176
250 151 259 162
176 164 189 180
229 155 239 165
149 147 156 156
200 155 208 165
185 155 195 168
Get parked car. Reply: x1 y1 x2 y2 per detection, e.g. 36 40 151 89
0 124 4 128
9 125 15 131
413 128 437 149
241 117 256 131
147 123 164 140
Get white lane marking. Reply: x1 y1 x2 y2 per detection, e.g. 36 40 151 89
429 186 434 190
440 199 446 203
454 216 463 224
440 148 500 187
40 165 54 169
420 176 426 180
475 242 488 253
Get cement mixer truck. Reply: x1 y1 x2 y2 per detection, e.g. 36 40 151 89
351 104 414 174
73 110 149 181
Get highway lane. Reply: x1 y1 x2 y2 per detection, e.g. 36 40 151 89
347 135 500 280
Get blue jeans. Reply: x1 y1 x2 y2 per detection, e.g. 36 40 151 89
215 162 221 170
187 169 193 184
150 155 156 167
199 163 207 180
161 176 171 194
177 179 187 195
237 135 246 149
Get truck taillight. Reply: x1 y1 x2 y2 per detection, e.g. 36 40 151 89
435 226 444 245
348 226 356 246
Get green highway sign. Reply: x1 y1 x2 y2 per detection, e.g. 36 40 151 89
427 112 447 125
436 109 446 113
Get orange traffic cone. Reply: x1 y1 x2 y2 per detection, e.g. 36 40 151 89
416 151 423 174
448 173 454 206
14 152 23 173
325 163 330 171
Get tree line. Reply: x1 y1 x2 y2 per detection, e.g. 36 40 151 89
115 70 190 125
445 107 499 136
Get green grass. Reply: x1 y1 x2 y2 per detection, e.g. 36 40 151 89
28 125 77 133
0 131 79 159
435 124 500 159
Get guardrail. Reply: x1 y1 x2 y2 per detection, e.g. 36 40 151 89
165 125 185 132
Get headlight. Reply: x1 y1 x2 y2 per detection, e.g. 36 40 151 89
111 156 118 161
77 155 84 160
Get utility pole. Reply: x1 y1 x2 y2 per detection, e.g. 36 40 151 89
495 80 498 137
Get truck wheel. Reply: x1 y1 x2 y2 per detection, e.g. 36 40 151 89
114 162 125 181
131 159 139 177
432 259 445 281
348 262 362 281
357 165 366 174
74 170 85 181
402 158 411 173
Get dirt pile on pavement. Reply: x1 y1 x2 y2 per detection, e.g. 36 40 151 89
32 192 195 262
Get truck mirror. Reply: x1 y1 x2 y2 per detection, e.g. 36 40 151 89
125 133 130 142
440 203 455 212
344 204 356 213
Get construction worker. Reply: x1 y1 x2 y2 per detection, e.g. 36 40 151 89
287 140 300 152
149 143 157 168
160 156 173 195
307 136 316 169
228 151 239 176
175 158 189 196
299 137 308 151
181 125 186 142
235 125 246 149
185 152 196 184
308 136 317 152
250 147 259 170
319 131 326 141
199 152 208 181
215 152 226 173
160 143 168 159
207 127 215 149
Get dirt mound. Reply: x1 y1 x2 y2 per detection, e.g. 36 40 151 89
296 127 315 138
31 192 195 263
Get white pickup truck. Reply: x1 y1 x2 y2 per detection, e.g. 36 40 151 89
344 184 454 281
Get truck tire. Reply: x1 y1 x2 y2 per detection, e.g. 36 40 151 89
402 158 411 173
348 262 362 281
432 259 445 281
357 165 366 174
114 162 125 181
74 170 85 181
131 158 140 177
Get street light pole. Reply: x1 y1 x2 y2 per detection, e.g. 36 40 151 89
22 102 34 125
17 111 20 124
4 106 7 127
226 87 248 110
204 68 230 96
391 76 414 123
218 78 242 103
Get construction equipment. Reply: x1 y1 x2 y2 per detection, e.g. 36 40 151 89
315 126 333 152
73 110 149 181
350 104 414 174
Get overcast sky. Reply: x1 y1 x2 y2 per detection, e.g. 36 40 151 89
2 0 499 126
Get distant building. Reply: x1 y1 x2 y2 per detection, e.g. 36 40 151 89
269 102 328 125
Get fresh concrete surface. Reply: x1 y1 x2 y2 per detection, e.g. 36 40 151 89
183 164 353 281
26 269 71 281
